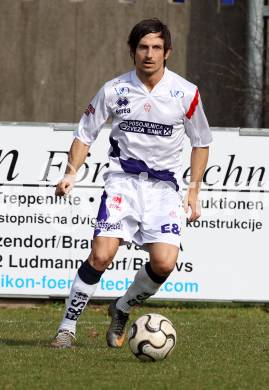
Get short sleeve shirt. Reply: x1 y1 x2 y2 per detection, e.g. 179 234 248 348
74 68 212 193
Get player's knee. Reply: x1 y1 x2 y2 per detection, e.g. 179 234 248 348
153 262 175 277
88 251 113 271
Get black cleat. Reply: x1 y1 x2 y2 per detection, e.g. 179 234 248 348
106 299 129 348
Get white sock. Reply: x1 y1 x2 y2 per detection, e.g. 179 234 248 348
58 272 98 334
116 263 166 313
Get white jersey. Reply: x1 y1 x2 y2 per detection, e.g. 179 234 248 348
75 68 212 194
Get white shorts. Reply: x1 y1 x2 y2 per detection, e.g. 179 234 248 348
93 173 182 248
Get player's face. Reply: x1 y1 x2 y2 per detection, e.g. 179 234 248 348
134 33 170 78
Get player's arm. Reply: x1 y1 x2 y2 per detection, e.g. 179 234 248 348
184 87 212 221
55 138 90 196
55 83 110 197
184 146 209 222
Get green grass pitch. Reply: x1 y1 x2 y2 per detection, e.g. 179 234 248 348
0 301 269 390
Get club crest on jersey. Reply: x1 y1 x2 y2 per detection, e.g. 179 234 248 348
170 90 184 98
115 86 129 96
144 103 151 112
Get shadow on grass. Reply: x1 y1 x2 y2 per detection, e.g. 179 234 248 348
0 338 50 347
0 338 111 350
87 299 266 309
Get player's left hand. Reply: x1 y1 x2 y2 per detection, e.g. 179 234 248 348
183 189 201 222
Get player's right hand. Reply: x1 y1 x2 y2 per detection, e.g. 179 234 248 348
55 174 76 197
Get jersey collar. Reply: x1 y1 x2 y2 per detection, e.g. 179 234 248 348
131 67 170 93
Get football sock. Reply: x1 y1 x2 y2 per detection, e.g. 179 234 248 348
58 260 104 334
116 262 170 313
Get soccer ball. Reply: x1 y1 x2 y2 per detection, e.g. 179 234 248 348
128 313 176 362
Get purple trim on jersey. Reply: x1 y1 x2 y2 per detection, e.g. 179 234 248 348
119 158 179 191
93 191 108 238
109 137 179 191
109 137 121 158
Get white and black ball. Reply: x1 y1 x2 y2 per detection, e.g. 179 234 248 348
128 313 177 362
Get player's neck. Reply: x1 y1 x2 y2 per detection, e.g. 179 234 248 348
136 67 165 92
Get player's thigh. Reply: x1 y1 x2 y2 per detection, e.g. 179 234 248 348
88 236 121 270
147 242 179 276
140 182 182 248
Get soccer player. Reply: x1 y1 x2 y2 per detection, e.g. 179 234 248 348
51 18 212 348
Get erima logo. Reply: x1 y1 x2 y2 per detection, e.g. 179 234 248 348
170 90 184 98
116 97 129 107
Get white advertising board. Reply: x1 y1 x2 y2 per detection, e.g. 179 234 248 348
0 124 268 300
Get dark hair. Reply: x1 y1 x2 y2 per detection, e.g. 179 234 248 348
128 18 172 57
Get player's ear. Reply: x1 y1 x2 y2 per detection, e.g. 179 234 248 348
164 48 172 60
130 49 136 64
